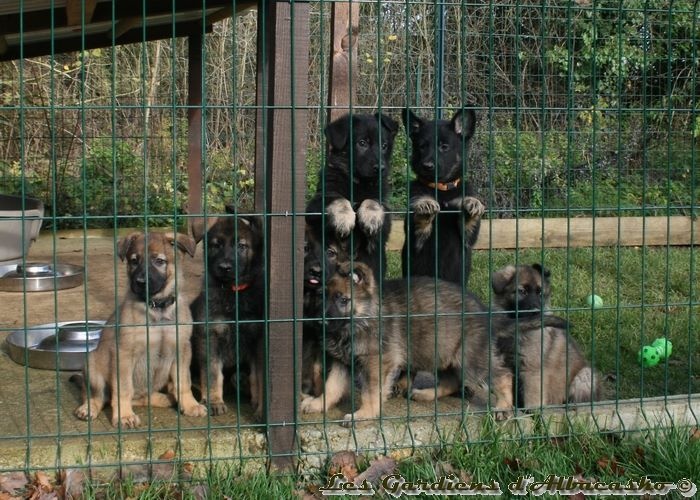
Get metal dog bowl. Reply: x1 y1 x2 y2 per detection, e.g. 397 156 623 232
0 262 84 292
6 320 105 371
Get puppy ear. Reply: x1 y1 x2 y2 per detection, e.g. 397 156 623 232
325 114 351 151
117 232 142 262
402 108 423 137
451 108 476 141
376 112 399 138
239 214 263 234
532 263 551 280
168 233 197 258
491 265 516 294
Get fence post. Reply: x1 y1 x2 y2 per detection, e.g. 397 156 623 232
254 0 310 471
328 1 360 122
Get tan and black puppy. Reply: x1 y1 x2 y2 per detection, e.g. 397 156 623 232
74 231 206 428
491 263 551 317
301 261 568 426
190 208 265 418
491 264 600 407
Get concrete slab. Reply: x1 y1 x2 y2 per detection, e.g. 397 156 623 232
1 231 698 475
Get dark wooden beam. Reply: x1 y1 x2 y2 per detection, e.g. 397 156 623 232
65 0 97 27
187 32 205 243
328 1 360 122
254 0 309 472
0 21 212 61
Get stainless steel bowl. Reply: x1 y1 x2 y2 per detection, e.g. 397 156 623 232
6 320 105 371
0 262 84 292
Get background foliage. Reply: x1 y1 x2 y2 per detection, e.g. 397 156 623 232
0 2 697 228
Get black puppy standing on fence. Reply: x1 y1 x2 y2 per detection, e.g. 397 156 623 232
305 112 399 282
401 107 485 285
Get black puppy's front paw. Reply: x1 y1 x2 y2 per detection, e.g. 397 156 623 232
356 199 385 236
326 198 356 238
461 196 485 219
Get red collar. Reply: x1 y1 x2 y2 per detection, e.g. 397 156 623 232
231 283 250 292
419 176 461 191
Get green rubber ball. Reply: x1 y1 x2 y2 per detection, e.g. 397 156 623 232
638 345 660 367
651 338 673 359
586 294 604 309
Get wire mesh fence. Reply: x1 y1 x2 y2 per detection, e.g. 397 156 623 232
0 0 698 476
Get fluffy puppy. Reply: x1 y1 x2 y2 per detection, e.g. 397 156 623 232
306 112 399 281
491 264 601 407
401 107 484 285
74 231 206 428
190 208 265 417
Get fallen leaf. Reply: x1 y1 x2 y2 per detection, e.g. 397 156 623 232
181 463 194 481
596 456 624 476
34 472 53 492
60 469 86 500
190 484 208 500
0 472 28 495
353 456 396 487
159 450 176 461
633 446 646 465
327 451 359 481
690 428 700 442
503 457 521 471
434 461 455 477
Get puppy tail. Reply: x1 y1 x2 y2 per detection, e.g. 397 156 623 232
568 366 600 403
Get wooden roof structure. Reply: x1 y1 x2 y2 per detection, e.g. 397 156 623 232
0 0 255 61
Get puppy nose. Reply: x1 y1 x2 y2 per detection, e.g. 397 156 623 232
422 161 434 171
374 163 386 173
218 261 233 273
136 276 146 284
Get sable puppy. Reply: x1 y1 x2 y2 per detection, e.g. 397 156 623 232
491 264 601 407
299 262 568 425
401 107 484 285
306 112 399 281
301 225 349 397
190 207 265 417
74 231 206 428
491 263 551 317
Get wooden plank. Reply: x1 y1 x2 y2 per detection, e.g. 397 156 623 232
328 1 360 122
65 0 97 27
387 216 700 251
187 33 205 242
254 1 309 472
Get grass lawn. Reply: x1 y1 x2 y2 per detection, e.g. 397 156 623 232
81 425 700 498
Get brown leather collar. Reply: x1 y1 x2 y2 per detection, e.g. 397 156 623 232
418 176 461 192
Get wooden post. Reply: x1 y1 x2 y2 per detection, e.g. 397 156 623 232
187 33 205 242
254 1 310 471
328 1 360 122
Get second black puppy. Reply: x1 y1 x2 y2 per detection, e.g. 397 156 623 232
191 207 265 417
306 112 399 281
402 107 484 285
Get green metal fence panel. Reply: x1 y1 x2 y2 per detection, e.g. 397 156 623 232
0 0 697 480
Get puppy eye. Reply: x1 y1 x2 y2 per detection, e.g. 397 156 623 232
238 242 249 251
304 243 310 254
518 286 527 296
438 142 449 152
209 239 221 248
339 297 350 306
153 257 166 266
535 286 542 295
381 141 388 151
326 248 337 258
129 255 139 264
357 139 368 148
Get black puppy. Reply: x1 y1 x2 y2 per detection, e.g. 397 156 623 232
401 107 484 285
190 206 265 418
306 112 399 281
301 225 349 397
